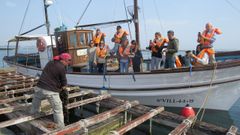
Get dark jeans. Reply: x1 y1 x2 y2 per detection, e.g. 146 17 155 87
165 56 176 68
89 61 97 73
97 63 106 73
133 64 140 72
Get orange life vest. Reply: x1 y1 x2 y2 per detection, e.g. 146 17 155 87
114 30 128 44
93 32 106 44
119 45 130 59
175 56 182 68
197 48 215 59
96 45 108 58
199 28 221 47
150 37 168 53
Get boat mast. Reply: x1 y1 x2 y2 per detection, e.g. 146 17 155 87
43 0 50 36
134 0 140 48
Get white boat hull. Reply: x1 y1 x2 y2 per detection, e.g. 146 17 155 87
7 62 240 111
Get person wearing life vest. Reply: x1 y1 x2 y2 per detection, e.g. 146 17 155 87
190 49 211 66
111 25 129 56
198 23 222 63
93 28 106 46
96 41 109 73
119 39 131 73
148 32 169 70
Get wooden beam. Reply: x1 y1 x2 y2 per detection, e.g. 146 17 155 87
226 126 238 135
0 110 53 128
66 94 111 109
63 86 81 92
44 100 139 135
0 82 37 91
0 78 37 87
68 90 92 99
109 106 164 135
0 103 31 115
0 94 33 104
168 116 195 135
0 87 34 96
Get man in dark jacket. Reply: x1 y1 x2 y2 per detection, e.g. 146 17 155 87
165 30 179 68
31 53 71 128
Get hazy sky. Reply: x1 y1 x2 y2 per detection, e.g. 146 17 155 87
1 0 240 51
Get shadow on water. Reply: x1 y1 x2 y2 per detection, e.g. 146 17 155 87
229 97 240 129
165 107 233 128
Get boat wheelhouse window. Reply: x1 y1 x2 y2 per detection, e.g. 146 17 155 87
79 33 86 46
15 40 40 68
87 32 93 44
69 32 77 48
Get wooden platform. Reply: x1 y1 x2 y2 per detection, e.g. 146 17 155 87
0 68 239 135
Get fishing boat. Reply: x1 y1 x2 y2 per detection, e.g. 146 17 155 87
3 0 240 111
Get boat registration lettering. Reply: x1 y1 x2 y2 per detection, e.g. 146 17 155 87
156 98 194 104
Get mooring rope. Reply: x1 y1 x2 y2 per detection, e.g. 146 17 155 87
18 0 31 35
192 62 218 127
123 0 132 41
76 0 93 26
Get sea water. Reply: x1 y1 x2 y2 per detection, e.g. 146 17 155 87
1 49 240 133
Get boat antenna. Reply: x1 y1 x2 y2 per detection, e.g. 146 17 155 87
43 0 52 36
134 0 140 49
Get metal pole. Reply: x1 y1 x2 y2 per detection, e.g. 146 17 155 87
134 0 140 49
43 0 50 35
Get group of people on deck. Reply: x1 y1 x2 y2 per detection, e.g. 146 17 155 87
87 22 222 73
87 26 143 73
148 22 222 70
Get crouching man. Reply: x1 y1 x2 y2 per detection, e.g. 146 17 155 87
31 53 72 128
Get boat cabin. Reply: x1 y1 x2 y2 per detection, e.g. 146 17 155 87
54 29 93 71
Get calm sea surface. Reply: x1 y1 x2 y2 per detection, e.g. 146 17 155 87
0 49 240 134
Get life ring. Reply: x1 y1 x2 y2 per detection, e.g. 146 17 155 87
36 37 46 52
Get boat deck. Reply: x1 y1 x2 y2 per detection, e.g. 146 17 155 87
0 68 239 135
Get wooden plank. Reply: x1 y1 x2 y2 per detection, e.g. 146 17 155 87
226 126 238 135
109 106 164 135
0 87 34 96
68 90 92 99
0 103 31 115
0 94 33 104
3 100 52 134
45 100 139 135
0 82 37 91
0 78 37 87
63 86 81 92
0 99 50 115
168 116 195 135
66 94 111 109
0 110 53 128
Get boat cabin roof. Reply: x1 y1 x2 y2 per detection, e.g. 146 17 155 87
8 34 50 43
